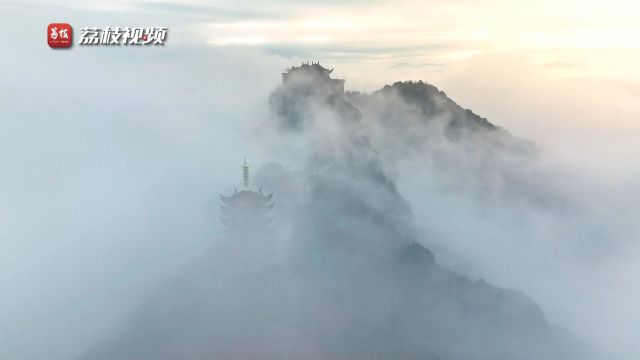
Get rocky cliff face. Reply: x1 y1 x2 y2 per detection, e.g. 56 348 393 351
80 70 589 360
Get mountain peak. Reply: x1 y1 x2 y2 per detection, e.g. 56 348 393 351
373 80 497 132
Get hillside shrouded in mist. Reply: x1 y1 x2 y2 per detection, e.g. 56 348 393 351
77 64 596 360
3 0 640 358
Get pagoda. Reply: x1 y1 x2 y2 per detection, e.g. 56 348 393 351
220 160 274 242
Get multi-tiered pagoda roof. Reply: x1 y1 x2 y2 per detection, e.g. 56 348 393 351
220 160 274 242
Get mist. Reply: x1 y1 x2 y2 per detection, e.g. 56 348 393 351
0 5 288 357
2 2 640 359
399 55 640 358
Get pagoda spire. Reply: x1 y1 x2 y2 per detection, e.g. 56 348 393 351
220 159 274 243
242 158 249 189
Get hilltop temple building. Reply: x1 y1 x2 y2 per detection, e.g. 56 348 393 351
282 62 345 96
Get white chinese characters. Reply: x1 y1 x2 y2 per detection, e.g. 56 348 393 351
79 27 167 46
49 26 69 40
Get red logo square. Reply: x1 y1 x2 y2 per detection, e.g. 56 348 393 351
48 23 72 48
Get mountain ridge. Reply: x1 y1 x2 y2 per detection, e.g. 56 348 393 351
79 67 591 360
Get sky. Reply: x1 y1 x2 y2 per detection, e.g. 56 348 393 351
9 0 640 79
10 0 636 164
1 0 639 359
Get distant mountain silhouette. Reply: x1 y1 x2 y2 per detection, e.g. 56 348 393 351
80 66 592 360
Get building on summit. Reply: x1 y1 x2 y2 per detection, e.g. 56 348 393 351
282 62 345 96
